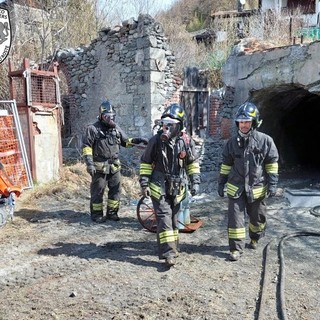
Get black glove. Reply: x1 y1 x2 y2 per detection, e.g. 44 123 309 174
86 165 96 177
141 186 151 197
218 184 225 197
132 137 149 145
190 184 199 196
268 185 277 198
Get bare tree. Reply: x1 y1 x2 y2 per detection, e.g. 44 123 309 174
98 0 176 24
7 0 107 66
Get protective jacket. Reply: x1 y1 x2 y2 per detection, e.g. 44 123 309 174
82 120 135 170
140 131 200 205
219 129 279 203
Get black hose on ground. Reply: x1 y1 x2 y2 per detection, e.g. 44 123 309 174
278 231 320 320
310 205 320 217
256 239 273 320
256 231 320 320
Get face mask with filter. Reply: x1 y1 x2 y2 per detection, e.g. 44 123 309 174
160 119 180 142
101 112 116 128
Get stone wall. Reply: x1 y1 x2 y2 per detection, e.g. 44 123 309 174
54 14 221 190
55 14 181 141
55 14 187 173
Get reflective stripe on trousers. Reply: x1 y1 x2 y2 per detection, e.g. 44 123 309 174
90 170 121 214
227 192 267 251
152 195 180 259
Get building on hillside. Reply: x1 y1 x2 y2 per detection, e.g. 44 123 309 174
211 0 320 42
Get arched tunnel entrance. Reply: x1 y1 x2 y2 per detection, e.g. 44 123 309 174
251 85 320 176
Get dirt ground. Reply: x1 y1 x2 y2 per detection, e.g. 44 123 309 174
0 165 319 320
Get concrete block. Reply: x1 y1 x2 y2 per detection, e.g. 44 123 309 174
284 188 320 208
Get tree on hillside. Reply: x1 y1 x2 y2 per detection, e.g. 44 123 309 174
156 0 308 88
154 0 235 87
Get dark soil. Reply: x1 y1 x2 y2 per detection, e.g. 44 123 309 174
0 170 319 320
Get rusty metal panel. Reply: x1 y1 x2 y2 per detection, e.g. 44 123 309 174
9 58 60 107
181 90 209 137
10 76 27 105
16 107 33 175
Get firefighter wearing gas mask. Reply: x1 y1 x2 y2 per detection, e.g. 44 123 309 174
82 100 148 223
139 103 201 267
217 102 279 261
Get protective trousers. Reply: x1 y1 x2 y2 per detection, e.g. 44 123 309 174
152 195 180 260
227 192 267 252
90 170 121 216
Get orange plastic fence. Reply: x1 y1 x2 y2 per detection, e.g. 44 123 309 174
0 115 29 190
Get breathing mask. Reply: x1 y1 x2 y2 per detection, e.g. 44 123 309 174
101 112 116 128
160 118 180 142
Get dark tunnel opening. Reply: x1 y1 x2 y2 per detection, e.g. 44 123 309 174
279 96 320 167
251 85 320 176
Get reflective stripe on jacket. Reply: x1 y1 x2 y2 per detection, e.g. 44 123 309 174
139 132 200 203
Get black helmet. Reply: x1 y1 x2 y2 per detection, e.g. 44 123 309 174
161 103 185 130
235 102 261 128
99 100 116 127
99 100 115 115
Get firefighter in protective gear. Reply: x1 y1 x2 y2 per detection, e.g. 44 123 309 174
218 102 279 261
82 100 148 223
139 103 201 267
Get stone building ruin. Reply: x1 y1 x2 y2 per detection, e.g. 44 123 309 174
55 14 180 141
54 14 217 189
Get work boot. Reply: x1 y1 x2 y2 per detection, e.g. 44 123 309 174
249 240 258 249
165 257 176 267
106 213 120 221
229 250 242 261
91 213 107 223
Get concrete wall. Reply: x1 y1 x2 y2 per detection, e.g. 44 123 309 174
10 3 53 61
221 40 320 116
